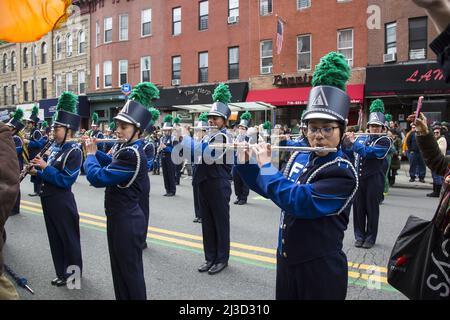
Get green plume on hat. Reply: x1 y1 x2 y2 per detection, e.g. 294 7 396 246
173 115 181 124
91 112 99 125
128 82 160 109
163 115 173 123
149 108 160 123
311 52 351 91
369 99 385 114
240 111 252 121
385 113 392 122
109 121 116 131
31 104 39 116
13 108 24 121
263 121 272 130
212 83 232 104
56 91 78 113
41 120 48 128
198 112 209 122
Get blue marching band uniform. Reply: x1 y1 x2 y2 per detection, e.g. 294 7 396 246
84 83 157 300
344 100 392 248
33 92 83 287
232 114 250 205
181 86 234 275
26 108 46 196
160 118 177 196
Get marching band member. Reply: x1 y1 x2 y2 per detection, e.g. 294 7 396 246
83 82 158 300
180 83 234 275
173 116 183 186
234 52 358 299
6 109 26 216
343 99 392 249
192 112 209 223
28 92 83 287
160 115 177 197
25 105 44 197
232 111 251 205
103 121 117 154
142 108 160 172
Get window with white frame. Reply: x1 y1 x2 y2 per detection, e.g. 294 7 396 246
66 72 73 91
198 52 208 83
78 70 85 94
228 47 239 80
297 35 311 70
119 14 128 41
172 56 181 80
96 20 100 46
199 1 208 31
337 28 353 67
172 7 181 36
55 75 62 97
119 60 128 86
66 33 73 57
141 56 151 82
95 64 100 89
141 9 152 37
104 17 112 43
31 45 38 66
229 0 239 18
260 40 273 74
55 37 61 60
385 22 397 54
260 0 272 16
78 30 86 54
104 61 112 88
297 0 311 9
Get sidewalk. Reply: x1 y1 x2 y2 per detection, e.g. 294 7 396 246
391 161 433 190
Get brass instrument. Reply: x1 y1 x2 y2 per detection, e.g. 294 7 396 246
19 139 54 182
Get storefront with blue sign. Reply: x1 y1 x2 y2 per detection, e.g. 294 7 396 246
39 95 91 129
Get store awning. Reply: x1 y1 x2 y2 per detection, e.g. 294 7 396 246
173 101 275 113
246 84 364 106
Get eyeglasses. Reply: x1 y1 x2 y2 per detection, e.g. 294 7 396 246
306 126 340 138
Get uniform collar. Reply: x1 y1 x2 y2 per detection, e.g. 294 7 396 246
309 148 343 166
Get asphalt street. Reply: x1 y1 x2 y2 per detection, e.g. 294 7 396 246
3 172 439 300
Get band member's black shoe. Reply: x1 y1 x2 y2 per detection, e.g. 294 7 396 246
55 279 67 287
208 262 228 275
193 217 201 223
28 193 39 197
362 242 374 249
354 240 364 248
233 199 239 205
165 193 175 197
237 200 247 205
198 261 214 273
51 278 61 286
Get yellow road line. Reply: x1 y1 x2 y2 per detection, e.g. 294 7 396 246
20 201 388 279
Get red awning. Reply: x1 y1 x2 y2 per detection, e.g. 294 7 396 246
246 84 364 106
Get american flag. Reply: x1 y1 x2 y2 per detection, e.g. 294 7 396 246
276 18 284 55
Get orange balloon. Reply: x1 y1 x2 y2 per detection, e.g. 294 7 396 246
0 0 72 43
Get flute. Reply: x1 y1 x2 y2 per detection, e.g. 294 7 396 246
66 138 128 143
209 143 337 153
352 133 387 136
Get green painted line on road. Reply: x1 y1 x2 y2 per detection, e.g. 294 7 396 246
19 208 397 294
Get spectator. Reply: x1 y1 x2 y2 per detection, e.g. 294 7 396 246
406 124 426 183
427 122 447 197
388 129 402 186
0 121 20 299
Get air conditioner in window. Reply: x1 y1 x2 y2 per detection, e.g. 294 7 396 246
228 16 239 24
383 52 397 63
172 79 181 86
409 49 426 60
261 66 272 74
